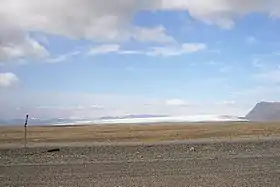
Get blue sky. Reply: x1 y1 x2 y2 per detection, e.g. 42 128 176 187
1 0 280 119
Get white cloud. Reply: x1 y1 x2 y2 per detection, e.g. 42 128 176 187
1 0 280 62
90 105 105 109
0 1 172 43
0 72 19 87
132 26 175 43
33 34 49 45
0 90 254 119
0 0 280 45
252 58 264 69
0 0 173 62
35 105 104 111
231 68 280 104
217 100 236 105
88 44 120 55
208 61 220 66
165 99 190 106
46 51 80 63
253 51 280 59
251 52 280 71
87 43 206 57
0 23 49 62
255 69 280 83
159 0 280 28
246 36 258 45
219 66 231 73
118 50 144 55
208 49 221 55
232 85 280 106
148 43 207 56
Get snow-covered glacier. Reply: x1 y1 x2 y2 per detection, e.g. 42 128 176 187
1 115 247 126
91 115 247 124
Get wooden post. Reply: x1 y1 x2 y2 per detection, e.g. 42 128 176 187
24 114 29 155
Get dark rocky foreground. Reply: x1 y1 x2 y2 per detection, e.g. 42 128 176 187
1 139 280 187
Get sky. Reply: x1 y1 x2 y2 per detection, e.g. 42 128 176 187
1 0 280 119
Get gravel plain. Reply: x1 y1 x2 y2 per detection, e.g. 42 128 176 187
1 139 280 187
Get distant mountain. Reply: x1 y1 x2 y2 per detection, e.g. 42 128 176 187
246 102 280 122
0 118 28 126
0 118 83 126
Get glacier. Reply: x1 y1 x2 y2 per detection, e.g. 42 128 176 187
91 115 247 124
1 115 247 126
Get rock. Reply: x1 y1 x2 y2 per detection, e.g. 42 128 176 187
190 147 195 152
47 148 60 153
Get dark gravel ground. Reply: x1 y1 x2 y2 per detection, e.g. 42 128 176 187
1 139 280 187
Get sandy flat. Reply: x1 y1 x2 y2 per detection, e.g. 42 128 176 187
1 122 280 186
1 122 280 146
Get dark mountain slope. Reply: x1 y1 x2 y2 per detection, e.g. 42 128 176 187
246 102 280 121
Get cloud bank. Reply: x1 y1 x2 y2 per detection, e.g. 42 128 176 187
0 73 19 87
1 0 280 62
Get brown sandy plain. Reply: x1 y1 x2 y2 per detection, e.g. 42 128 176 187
1 122 280 187
1 122 280 144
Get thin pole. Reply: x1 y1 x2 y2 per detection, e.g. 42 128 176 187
24 114 29 155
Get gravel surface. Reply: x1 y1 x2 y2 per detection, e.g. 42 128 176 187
1 139 280 187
